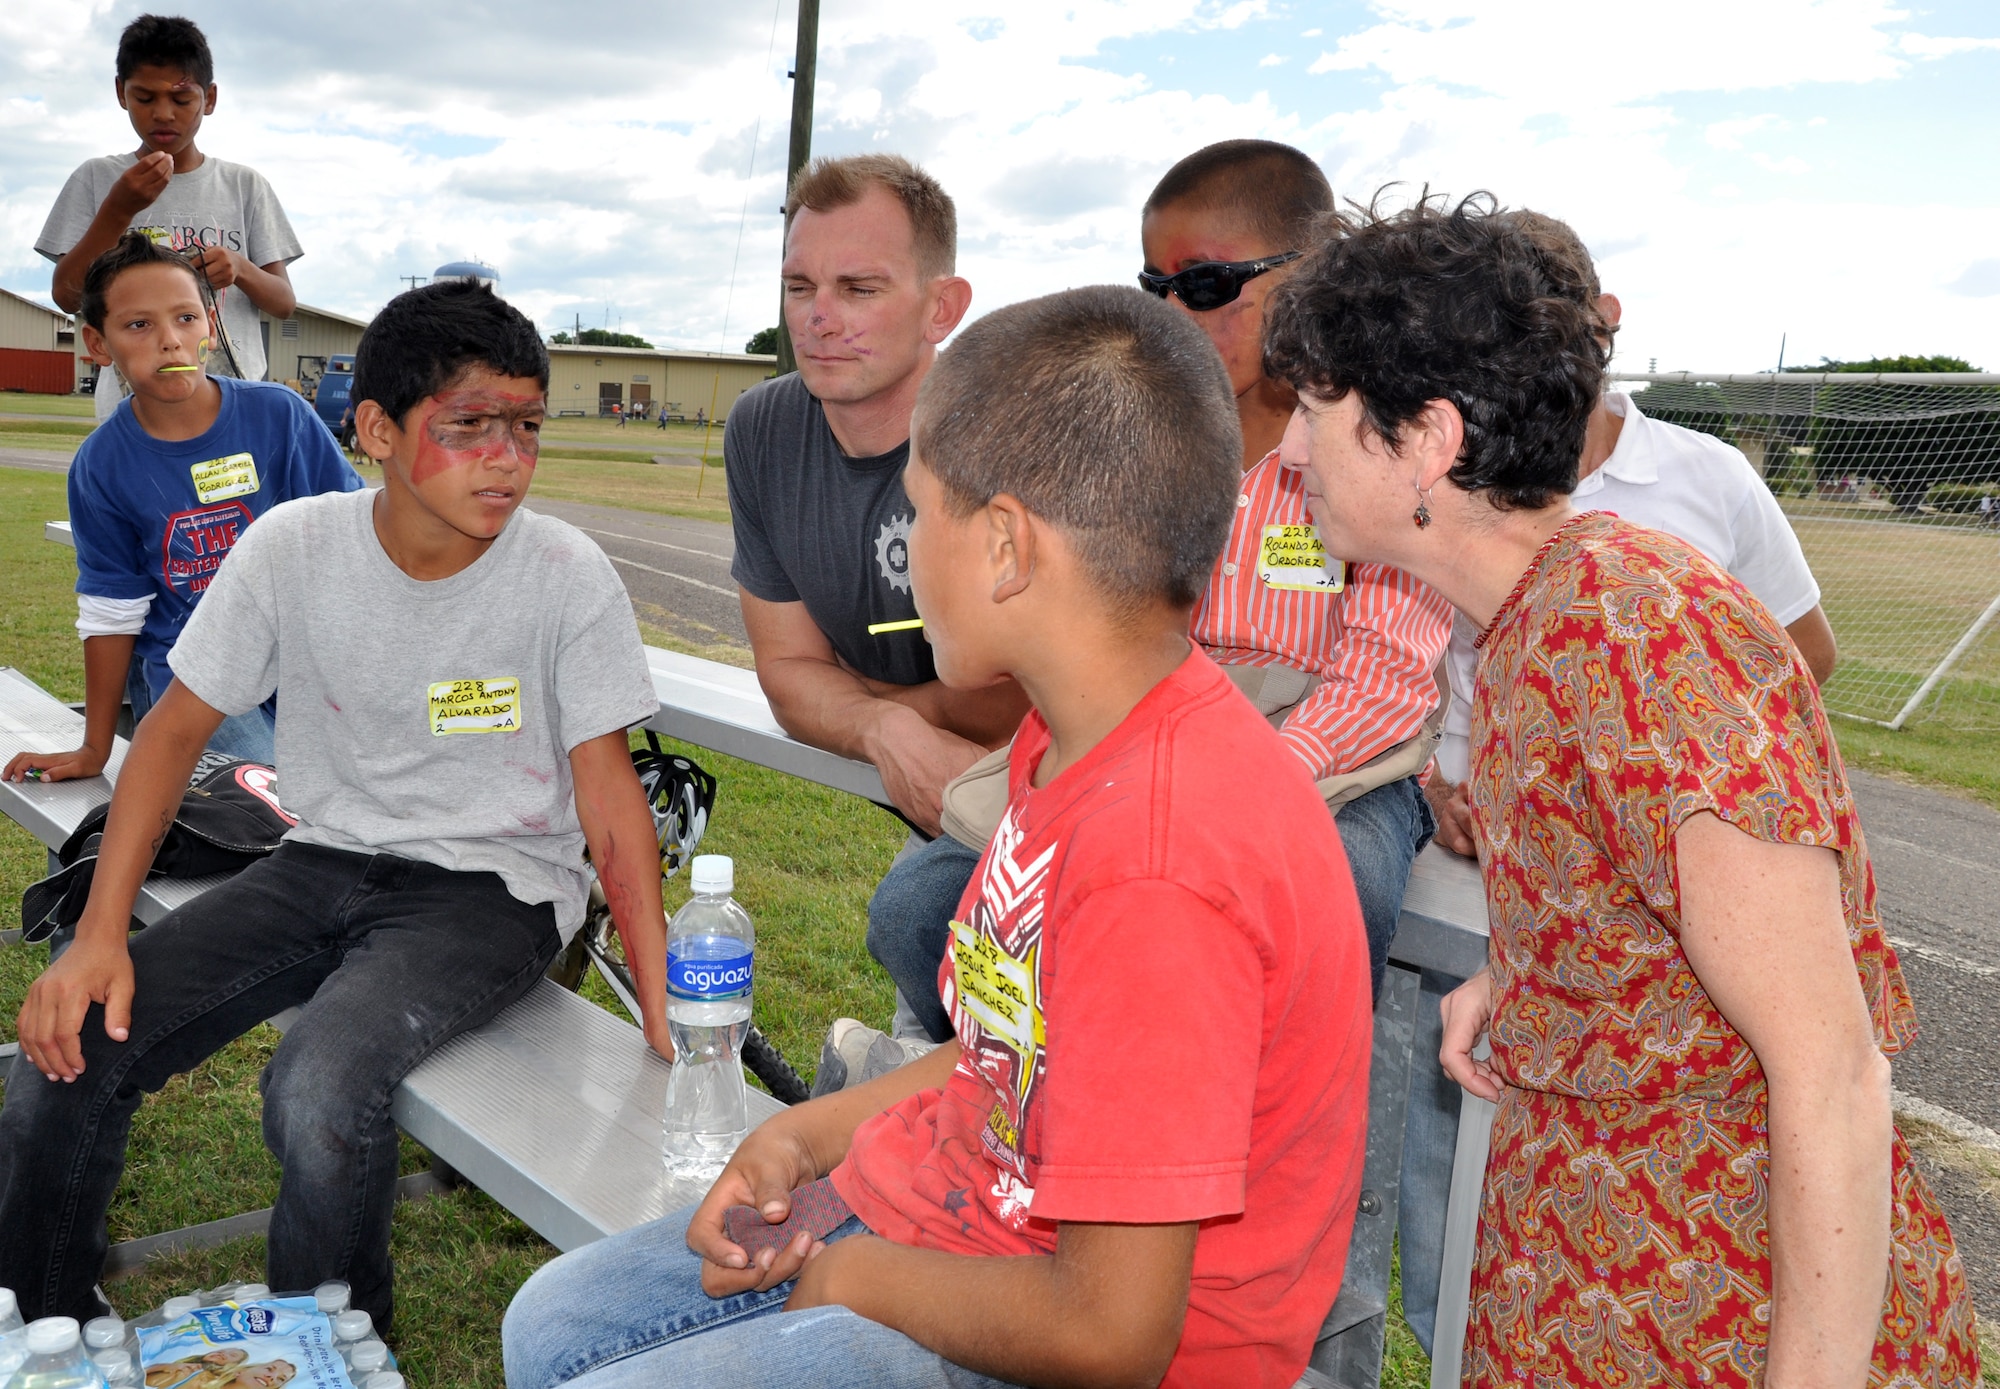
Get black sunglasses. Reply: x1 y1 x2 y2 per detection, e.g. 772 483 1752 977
1137 251 1302 311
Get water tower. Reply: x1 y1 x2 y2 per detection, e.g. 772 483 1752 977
433 260 499 291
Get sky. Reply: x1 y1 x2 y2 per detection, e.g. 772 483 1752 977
2 0 1996 375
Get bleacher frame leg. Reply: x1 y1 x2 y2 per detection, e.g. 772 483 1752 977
1310 963 1419 1389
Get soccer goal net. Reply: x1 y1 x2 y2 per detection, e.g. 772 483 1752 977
1613 372 2000 730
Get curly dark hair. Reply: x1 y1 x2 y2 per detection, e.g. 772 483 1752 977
1262 191 1606 510
354 280 548 426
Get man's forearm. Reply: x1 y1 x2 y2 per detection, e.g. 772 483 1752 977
233 262 296 318
874 678 1027 748
756 654 907 763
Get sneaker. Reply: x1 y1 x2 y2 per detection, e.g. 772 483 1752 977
809 1018 938 1098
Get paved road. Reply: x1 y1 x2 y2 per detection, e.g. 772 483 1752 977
9 456 1997 1312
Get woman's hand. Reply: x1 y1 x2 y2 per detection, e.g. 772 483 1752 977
1438 968 1503 1102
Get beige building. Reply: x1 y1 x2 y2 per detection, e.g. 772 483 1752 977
546 342 776 421
257 302 370 396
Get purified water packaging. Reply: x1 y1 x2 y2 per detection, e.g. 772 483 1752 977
136 1298 353 1389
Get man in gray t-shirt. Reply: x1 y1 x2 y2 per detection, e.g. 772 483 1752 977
735 155 1025 837
0 283 668 1331
37 17 302 416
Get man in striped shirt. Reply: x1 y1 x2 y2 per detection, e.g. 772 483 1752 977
1144 140 1453 998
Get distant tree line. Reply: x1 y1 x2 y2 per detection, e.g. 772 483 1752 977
550 328 655 349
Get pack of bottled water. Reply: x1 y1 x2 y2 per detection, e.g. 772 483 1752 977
0 1283 399 1389
663 854 756 1179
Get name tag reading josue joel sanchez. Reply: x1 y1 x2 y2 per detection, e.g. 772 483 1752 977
1257 523 1345 592
428 677 523 735
190 452 260 504
950 919 1043 1059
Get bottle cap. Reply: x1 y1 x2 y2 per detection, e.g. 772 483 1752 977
312 1281 350 1315
364 1374 406 1389
25 1317 81 1354
349 1341 389 1373
333 1310 373 1342
231 1284 270 1302
83 1316 125 1348
163 1296 201 1318
93 1348 135 1377
690 854 733 895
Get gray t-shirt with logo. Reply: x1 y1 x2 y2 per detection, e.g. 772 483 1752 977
38 152 303 407
726 371 934 686
169 489 659 938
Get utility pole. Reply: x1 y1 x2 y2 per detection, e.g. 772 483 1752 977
774 0 819 375
399 275 426 291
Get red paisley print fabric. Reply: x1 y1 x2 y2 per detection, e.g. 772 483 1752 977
1464 511 1979 1387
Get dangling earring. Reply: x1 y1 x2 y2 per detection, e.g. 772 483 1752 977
1413 486 1434 529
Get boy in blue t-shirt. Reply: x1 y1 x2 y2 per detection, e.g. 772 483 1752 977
2 232 358 785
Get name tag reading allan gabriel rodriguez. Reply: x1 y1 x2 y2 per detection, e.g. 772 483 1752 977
428 677 523 735
1257 523 1345 592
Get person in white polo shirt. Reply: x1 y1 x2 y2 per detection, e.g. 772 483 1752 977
1400 208 1839 1358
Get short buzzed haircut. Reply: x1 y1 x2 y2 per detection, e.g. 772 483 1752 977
915 286 1240 612
1505 210 1618 342
117 15 214 87
353 281 549 426
785 154 957 280
1143 140 1334 253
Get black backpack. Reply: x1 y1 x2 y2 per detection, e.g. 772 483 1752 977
20 752 297 943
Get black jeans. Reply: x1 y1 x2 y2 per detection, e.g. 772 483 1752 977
0 842 559 1329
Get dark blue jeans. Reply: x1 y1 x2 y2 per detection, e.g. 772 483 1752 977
866 775 1436 1041
0 842 559 1329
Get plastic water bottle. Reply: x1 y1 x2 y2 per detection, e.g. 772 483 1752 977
312 1282 350 1316
0 1289 26 1383
5 1318 106 1388
87 1350 133 1387
346 1341 389 1377
76 1324 119 1357
331 1310 373 1351
663 855 755 1177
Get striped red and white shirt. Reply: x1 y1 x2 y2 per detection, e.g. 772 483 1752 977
1191 452 1453 781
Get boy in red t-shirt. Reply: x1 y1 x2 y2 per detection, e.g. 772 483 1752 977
503 286 1373 1389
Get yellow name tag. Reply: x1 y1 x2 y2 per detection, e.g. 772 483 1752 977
950 919 1042 1058
190 453 259 504
428 677 523 735
1257 523 1344 592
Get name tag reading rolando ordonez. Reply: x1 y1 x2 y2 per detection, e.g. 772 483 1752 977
1257 523 1345 592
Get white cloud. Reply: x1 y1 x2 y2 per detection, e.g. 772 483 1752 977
0 0 1994 375
1259 53 1287 66
1899 33 2000 59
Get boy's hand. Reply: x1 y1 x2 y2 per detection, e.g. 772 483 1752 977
17 932 136 1082
687 1120 826 1296
106 152 174 221
185 246 246 290
4 743 112 784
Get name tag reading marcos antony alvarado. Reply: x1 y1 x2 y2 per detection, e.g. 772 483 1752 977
428 677 523 735
1257 523 1345 592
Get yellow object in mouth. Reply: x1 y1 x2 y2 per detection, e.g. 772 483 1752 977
867 618 925 634
158 365 200 373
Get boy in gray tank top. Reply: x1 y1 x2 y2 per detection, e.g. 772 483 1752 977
0 283 668 1334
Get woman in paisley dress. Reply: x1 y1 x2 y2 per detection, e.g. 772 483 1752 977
1262 194 1979 1388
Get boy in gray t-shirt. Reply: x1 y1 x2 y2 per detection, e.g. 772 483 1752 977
37 16 303 416
0 283 667 1332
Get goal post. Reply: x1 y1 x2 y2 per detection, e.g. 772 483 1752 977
1609 372 2000 731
